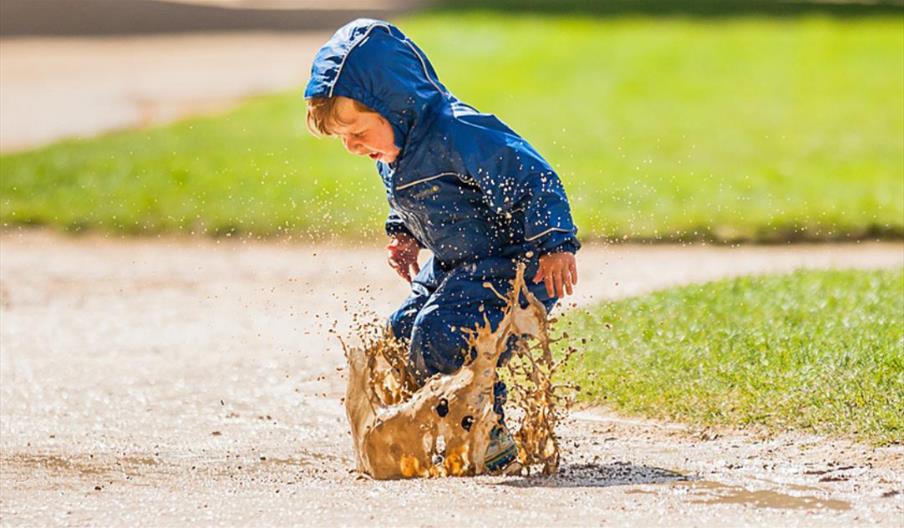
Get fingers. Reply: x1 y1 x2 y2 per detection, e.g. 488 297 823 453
387 254 416 283
548 268 578 298
400 260 416 283
544 270 555 298
397 262 412 282
533 266 544 284
387 254 406 282
387 236 420 284
555 271 566 298
542 259 578 298
535 257 571 298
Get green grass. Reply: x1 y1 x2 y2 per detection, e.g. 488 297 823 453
435 0 904 18
1 13 902 241
561 268 904 445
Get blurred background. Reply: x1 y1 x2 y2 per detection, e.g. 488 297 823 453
1 0 902 243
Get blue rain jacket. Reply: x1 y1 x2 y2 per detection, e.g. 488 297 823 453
304 19 579 267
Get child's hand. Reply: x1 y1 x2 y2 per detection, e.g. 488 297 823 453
386 233 420 283
533 252 578 298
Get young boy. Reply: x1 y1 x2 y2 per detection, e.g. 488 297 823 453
305 19 579 473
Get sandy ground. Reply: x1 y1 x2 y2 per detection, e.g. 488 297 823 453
0 32 328 152
1 231 902 526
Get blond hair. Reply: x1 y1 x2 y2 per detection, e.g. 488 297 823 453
305 96 376 137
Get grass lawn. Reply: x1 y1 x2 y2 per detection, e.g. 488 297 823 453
560 267 904 445
1 13 902 241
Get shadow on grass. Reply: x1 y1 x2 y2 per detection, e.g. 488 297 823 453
431 0 904 18
495 461 689 488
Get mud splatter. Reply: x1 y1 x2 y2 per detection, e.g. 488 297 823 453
500 303 579 476
341 264 577 479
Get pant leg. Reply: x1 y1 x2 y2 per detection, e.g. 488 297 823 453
408 255 558 417
386 256 443 341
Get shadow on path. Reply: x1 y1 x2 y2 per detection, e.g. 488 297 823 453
495 461 689 488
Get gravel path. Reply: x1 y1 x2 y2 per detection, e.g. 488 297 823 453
0 32 326 152
1 231 902 526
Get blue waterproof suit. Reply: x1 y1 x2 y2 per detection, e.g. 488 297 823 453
305 20 580 399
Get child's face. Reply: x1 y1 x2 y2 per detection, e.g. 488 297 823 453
331 96 400 163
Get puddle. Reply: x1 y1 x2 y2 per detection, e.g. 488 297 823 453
678 480 851 511
749 475 824 493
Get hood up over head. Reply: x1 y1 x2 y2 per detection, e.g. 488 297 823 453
304 19 453 155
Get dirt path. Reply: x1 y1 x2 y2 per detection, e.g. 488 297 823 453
0 0 424 152
0 32 327 152
1 231 902 526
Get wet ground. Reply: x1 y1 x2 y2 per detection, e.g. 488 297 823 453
1 231 902 526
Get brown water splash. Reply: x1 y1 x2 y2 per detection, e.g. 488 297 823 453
341 264 576 480
500 297 579 476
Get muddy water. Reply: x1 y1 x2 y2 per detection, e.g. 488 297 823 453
625 480 852 512
346 265 573 478
680 480 852 511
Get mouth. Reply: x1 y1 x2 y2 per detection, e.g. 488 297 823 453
368 152 380 160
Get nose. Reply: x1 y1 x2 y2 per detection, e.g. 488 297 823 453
342 135 364 156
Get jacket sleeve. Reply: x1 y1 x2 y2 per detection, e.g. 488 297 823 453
457 124 580 255
384 208 413 238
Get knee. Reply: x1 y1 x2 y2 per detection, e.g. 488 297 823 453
387 305 418 342
409 306 469 382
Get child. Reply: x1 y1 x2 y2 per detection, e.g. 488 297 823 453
305 19 579 473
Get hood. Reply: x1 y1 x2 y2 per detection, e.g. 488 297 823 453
304 19 452 154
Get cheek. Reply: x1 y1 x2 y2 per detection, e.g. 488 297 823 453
379 122 397 149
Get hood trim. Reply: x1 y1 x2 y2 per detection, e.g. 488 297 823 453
399 39 447 98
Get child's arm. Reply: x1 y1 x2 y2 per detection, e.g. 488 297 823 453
454 122 580 297
384 209 410 239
